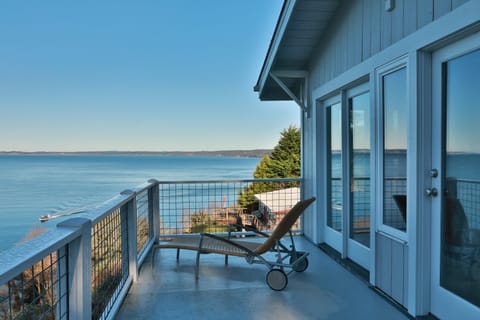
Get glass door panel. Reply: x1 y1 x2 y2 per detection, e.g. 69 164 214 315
322 87 371 269
382 68 407 232
431 35 480 319
440 48 480 308
327 102 342 232
349 92 370 248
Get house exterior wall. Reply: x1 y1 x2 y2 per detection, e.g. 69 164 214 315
302 0 474 248
298 0 479 317
308 0 468 89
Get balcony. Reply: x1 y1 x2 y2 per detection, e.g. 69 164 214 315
0 179 408 320
117 236 407 320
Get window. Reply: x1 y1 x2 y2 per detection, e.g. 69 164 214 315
382 67 407 232
349 91 371 247
326 102 342 231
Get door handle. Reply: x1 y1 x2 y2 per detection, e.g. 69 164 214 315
425 188 438 197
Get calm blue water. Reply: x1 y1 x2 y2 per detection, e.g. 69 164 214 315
332 151 480 180
1 152 478 253
0 155 260 252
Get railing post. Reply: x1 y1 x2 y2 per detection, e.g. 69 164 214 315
148 180 160 241
57 217 92 320
57 245 68 318
121 190 138 282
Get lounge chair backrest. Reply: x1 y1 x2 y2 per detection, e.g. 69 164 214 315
254 197 316 255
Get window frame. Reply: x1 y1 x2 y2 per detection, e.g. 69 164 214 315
375 56 409 241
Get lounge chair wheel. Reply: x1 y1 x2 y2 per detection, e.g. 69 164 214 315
290 256 308 272
266 269 288 291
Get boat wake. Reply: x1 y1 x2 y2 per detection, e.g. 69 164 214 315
39 205 94 222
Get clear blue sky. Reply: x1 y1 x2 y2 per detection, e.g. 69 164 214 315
0 1 299 152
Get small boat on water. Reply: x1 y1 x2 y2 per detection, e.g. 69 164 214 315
39 206 89 222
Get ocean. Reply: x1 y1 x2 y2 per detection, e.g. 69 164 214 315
0 155 260 252
1 152 478 253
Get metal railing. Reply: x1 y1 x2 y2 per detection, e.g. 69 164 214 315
328 177 371 232
158 178 302 235
447 178 480 230
0 180 159 320
0 245 69 320
383 177 407 230
0 178 302 320
328 177 480 234
328 177 406 232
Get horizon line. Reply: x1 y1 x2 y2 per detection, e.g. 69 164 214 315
0 149 272 153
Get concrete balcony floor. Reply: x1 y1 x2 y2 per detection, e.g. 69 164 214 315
117 237 409 320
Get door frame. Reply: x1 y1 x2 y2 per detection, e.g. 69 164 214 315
318 83 372 270
374 56 409 243
345 83 371 270
321 94 343 253
430 31 480 320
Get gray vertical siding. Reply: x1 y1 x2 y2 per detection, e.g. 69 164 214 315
309 0 465 89
417 0 434 29
434 0 452 18
403 0 418 37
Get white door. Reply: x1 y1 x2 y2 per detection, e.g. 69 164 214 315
324 96 343 252
345 86 371 269
322 85 371 270
430 33 480 320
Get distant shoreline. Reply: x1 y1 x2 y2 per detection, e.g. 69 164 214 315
0 149 271 158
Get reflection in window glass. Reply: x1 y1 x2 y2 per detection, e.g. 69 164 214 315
383 68 407 231
441 48 480 307
350 92 370 247
327 103 342 231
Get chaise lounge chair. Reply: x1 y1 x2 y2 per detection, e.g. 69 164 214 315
151 197 315 291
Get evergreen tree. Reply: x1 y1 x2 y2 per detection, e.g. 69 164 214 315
267 126 301 178
239 126 300 207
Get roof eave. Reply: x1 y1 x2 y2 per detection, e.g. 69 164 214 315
254 0 297 98
254 0 340 102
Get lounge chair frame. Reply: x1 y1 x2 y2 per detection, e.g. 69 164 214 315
151 197 315 291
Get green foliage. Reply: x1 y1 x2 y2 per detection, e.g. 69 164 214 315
239 126 301 207
188 209 229 233
190 224 229 233
190 209 212 226
268 126 301 178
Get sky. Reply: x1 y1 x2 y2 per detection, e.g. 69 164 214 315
0 1 299 152
447 48 480 153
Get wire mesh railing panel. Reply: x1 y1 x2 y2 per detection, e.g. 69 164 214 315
329 178 343 231
448 178 480 230
351 178 371 234
136 190 150 256
91 207 128 320
0 181 158 320
384 178 407 231
0 250 68 320
330 177 403 233
158 179 302 236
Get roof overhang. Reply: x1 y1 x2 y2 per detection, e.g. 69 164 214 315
254 0 340 108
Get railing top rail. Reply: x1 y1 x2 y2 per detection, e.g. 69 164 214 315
155 178 302 185
131 179 159 194
81 180 157 225
0 179 158 283
0 226 81 285
79 192 135 225
446 177 480 183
